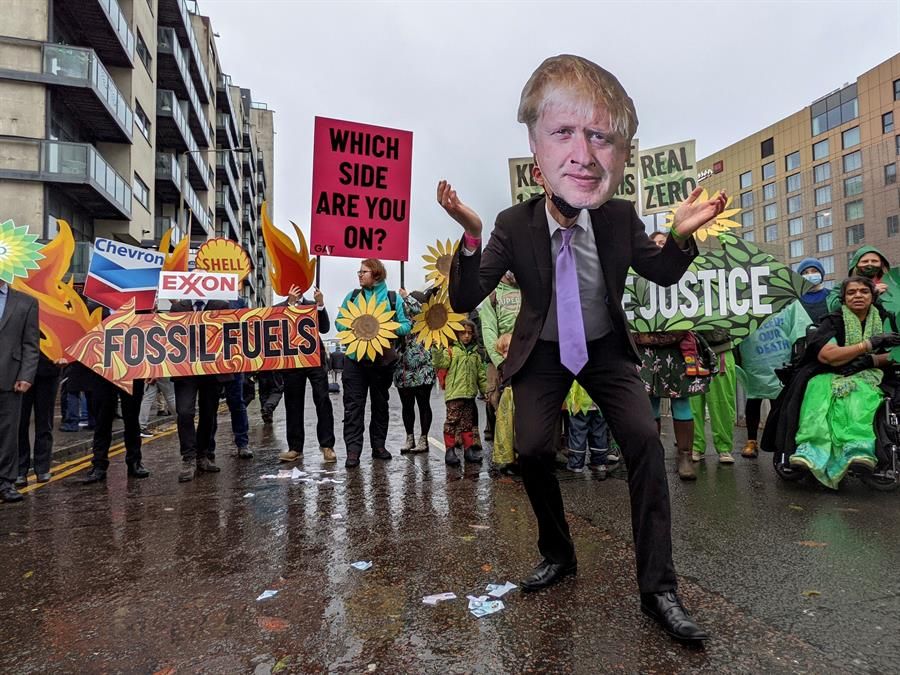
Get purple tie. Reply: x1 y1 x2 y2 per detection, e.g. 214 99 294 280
556 226 588 374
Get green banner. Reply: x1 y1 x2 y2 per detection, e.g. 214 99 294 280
639 140 696 216
624 233 812 342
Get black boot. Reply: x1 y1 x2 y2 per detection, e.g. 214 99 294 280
77 468 107 484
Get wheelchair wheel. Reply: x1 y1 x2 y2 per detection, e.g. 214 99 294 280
859 470 899 492
773 452 807 482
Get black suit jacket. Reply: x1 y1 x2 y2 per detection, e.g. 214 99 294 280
0 287 39 390
169 299 233 381
449 196 697 380
275 298 330 363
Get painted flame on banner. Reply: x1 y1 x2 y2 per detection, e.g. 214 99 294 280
12 220 103 362
261 202 316 296
158 227 190 272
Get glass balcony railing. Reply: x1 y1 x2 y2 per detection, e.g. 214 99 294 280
68 240 93 276
169 0 211 101
215 189 236 230
155 152 182 186
158 28 209 147
157 89 198 154
43 44 133 138
96 0 135 60
155 216 175 239
182 179 207 231
41 140 132 217
216 150 238 198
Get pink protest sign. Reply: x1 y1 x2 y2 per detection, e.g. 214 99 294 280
310 117 413 261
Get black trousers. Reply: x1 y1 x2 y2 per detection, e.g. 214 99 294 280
18 373 60 476
513 337 677 594
174 376 221 462
283 365 336 451
342 357 393 455
0 391 23 485
258 371 284 415
91 379 145 471
397 383 433 437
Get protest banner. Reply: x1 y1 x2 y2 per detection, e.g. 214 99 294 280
157 271 240 301
66 300 321 387
84 238 164 311
194 238 250 281
310 116 413 261
614 139 639 204
0 219 43 283
623 233 811 342
639 140 697 216
508 157 543 205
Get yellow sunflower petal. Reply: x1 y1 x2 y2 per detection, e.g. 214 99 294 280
344 300 362 319
353 339 367 361
365 341 377 362
426 245 440 258
380 321 400 332
371 338 385 355
423 331 434 350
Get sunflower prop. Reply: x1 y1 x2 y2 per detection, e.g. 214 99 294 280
422 238 458 292
335 294 401 362
0 219 43 283
412 293 467 349
663 188 741 242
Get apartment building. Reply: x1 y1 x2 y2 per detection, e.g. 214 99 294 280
697 52 900 286
0 0 274 306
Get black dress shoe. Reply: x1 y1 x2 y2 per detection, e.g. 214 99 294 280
0 485 23 503
36 473 52 483
640 591 709 642
127 464 150 478
371 447 392 461
14 476 27 488
77 468 107 484
345 451 361 468
520 558 577 592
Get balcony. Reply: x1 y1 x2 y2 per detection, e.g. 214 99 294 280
216 189 238 237
156 89 193 152
157 27 210 149
155 152 183 202
215 112 237 152
41 44 133 142
54 0 135 68
157 0 211 103
0 140 135 219
182 180 208 237
215 151 239 205
155 216 176 240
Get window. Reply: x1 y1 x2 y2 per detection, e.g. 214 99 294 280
786 173 801 192
743 230 755 243
740 191 753 209
846 223 865 245
820 256 834 275
133 173 150 211
816 209 832 229
789 217 803 236
762 161 775 180
842 126 860 149
815 185 832 205
843 174 863 197
813 162 831 183
884 112 894 134
765 224 778 242
817 232 833 252
895 78 900 100
842 151 862 173
813 139 829 161
740 171 752 189
761 137 774 158
811 83 858 135
763 183 776 201
845 199 864 221
888 214 900 237
785 151 800 171
741 211 754 228
789 239 804 257
886 163 897 185
787 195 802 214
134 102 151 141
764 203 777 221
136 30 152 74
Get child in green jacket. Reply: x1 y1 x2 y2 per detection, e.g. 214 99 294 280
431 320 488 466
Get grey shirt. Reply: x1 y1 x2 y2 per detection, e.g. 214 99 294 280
539 204 612 342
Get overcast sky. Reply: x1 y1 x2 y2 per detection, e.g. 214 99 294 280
203 0 900 332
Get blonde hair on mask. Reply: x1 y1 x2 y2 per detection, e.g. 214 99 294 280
518 54 638 145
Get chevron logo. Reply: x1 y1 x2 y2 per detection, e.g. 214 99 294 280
84 238 165 311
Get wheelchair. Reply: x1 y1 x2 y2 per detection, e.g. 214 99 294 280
766 330 900 492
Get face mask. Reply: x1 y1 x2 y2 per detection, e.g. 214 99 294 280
534 156 582 219
802 272 822 285
857 265 881 278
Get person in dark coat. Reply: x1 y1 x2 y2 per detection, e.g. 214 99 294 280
16 354 65 485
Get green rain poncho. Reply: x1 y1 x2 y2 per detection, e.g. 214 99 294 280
737 301 812 399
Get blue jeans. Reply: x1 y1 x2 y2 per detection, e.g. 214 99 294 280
224 375 249 449
567 410 609 469
61 392 93 430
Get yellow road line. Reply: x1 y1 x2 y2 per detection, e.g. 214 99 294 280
19 425 179 494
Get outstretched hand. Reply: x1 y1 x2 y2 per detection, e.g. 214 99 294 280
672 187 728 238
436 180 483 238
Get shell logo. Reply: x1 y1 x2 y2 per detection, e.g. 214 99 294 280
194 238 250 281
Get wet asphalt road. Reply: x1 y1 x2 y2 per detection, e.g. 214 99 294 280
1 386 898 674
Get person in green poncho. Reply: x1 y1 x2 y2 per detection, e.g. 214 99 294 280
826 246 891 313
791 276 900 488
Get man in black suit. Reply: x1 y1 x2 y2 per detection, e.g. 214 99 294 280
275 284 336 464
170 298 232 483
0 280 39 503
442 54 726 642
